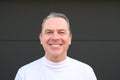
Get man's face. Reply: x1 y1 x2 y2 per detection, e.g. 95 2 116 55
40 17 72 59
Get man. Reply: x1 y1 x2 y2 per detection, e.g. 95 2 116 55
15 12 97 80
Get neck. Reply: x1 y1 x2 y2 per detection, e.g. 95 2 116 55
45 54 67 62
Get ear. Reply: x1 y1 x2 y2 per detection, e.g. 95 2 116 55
39 33 42 44
69 34 72 45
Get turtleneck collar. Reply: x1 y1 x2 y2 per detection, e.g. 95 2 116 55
41 56 70 69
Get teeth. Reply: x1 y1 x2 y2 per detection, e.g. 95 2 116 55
51 44 60 47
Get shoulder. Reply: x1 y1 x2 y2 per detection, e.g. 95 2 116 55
17 57 43 73
68 57 97 80
15 57 45 80
68 57 94 72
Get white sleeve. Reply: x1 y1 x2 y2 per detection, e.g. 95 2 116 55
14 68 26 80
90 72 97 80
15 70 22 80
89 68 97 80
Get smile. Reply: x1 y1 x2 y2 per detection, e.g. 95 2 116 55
49 44 62 47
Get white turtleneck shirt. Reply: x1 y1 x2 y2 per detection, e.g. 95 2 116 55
15 56 97 80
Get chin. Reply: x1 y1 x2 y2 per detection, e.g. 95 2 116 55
52 53 61 56
50 52 63 57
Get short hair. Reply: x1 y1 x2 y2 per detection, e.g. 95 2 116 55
41 12 72 34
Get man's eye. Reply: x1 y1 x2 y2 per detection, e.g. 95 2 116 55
46 31 53 34
59 31 65 34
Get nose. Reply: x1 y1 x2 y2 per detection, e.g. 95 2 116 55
51 32 60 41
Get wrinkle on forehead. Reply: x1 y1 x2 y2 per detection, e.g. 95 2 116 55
44 17 68 26
42 17 70 33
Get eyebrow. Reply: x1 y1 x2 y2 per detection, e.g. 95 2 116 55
44 29 66 31
45 29 51 31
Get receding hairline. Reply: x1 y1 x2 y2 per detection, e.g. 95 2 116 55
41 12 72 34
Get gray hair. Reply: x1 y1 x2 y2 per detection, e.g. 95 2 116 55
41 12 72 34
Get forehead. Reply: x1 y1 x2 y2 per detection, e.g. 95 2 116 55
42 17 69 30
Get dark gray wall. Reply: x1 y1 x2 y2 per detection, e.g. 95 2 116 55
0 1 120 80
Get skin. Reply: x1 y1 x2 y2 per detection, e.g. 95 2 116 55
39 17 72 62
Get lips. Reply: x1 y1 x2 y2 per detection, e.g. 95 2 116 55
49 44 62 47
48 40 63 47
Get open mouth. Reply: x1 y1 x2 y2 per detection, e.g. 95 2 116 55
49 44 62 47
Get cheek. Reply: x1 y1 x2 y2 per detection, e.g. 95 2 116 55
41 36 50 45
63 37 71 45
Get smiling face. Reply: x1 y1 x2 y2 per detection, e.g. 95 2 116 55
40 17 72 62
